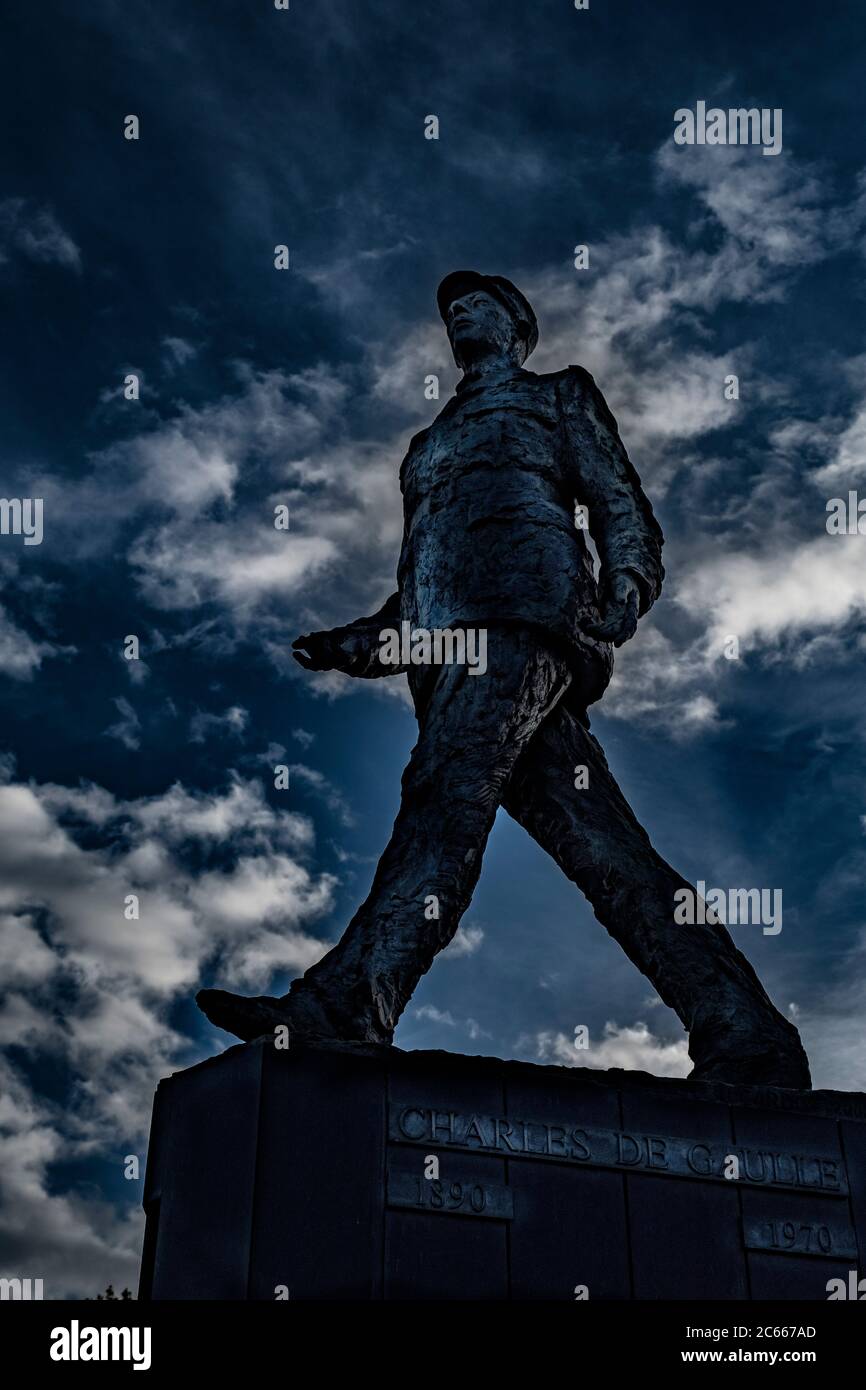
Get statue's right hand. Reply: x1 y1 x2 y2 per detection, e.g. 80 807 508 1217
291 629 348 672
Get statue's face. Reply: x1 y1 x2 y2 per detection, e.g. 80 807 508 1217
445 290 521 368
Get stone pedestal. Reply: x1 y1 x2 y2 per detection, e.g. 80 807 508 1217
139 1040 866 1300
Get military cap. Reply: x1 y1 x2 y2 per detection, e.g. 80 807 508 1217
436 270 539 356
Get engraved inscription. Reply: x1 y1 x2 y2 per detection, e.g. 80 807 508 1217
388 1105 848 1196
744 1216 857 1260
387 1168 514 1221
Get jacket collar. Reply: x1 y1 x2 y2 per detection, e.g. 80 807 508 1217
455 364 526 396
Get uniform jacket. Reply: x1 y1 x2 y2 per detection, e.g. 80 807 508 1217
339 363 664 708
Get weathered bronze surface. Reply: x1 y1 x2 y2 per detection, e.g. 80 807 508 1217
197 272 810 1090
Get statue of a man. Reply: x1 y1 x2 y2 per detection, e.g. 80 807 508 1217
198 271 810 1089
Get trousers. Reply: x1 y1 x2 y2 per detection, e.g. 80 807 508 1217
293 627 800 1069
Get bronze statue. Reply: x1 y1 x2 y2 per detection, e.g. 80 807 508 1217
198 271 811 1089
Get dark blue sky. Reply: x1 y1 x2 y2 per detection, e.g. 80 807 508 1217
1 0 866 1296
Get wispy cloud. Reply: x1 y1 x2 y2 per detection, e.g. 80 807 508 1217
104 696 141 751
0 198 80 270
189 704 249 744
413 1004 492 1041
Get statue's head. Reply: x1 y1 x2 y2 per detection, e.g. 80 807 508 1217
437 271 538 372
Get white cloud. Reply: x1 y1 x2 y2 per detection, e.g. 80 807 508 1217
0 771 333 1031
0 770 340 1294
814 403 866 487
604 526 866 734
51 364 407 656
0 605 69 681
678 533 866 654
441 923 485 959
130 522 338 614
116 776 314 853
0 913 57 987
371 319 458 413
414 1004 455 1027
526 1021 691 1078
0 1056 142 1299
525 146 864 475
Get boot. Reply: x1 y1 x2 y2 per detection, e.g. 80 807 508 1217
196 982 348 1044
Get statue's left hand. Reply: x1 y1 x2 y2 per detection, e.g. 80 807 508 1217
584 571 641 647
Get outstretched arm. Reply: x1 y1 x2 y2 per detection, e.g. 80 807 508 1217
292 591 407 678
558 366 664 647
